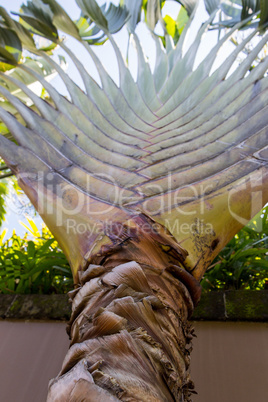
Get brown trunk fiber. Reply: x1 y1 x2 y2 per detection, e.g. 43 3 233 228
47 214 201 402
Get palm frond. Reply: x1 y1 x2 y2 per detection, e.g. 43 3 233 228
0 0 267 280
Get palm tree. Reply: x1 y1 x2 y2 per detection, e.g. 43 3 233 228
0 0 267 400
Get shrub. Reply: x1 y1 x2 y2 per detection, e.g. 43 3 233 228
0 219 73 294
1 209 267 294
201 208 268 291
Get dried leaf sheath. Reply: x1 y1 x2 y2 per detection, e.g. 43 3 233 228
48 215 201 401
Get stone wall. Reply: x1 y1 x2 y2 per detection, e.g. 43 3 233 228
1 290 267 321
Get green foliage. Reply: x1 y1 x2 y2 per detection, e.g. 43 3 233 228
0 158 8 227
1 207 267 294
0 181 7 227
163 6 188 44
215 0 268 30
0 218 73 294
202 208 268 291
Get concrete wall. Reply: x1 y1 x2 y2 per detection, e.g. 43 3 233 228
191 321 268 402
0 320 267 402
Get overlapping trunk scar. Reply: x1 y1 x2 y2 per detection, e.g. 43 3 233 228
47 214 201 402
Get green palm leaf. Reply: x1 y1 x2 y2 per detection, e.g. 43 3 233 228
0 0 267 282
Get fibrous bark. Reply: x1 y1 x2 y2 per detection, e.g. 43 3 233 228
47 215 201 401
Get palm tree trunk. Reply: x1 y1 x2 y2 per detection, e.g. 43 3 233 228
47 214 201 401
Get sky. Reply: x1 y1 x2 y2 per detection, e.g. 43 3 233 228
1 0 214 85
0 0 221 238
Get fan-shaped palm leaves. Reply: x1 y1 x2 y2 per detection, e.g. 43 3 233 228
0 0 267 400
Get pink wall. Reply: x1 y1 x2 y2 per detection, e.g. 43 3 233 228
0 320 267 402
192 322 268 402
